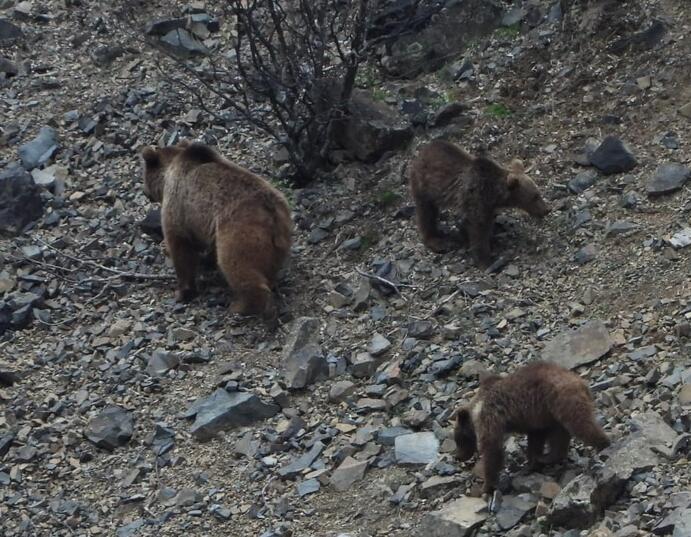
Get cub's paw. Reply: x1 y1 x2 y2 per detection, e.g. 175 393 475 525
424 237 460 254
175 287 197 302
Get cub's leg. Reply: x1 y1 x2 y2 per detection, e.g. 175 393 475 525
165 232 198 302
467 216 494 267
527 431 546 470
538 425 571 464
479 431 504 494
415 197 459 253
553 391 611 452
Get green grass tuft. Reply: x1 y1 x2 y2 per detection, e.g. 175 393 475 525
495 24 521 39
485 103 512 118
375 190 401 207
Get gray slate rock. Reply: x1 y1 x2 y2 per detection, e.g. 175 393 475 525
150 423 176 456
329 380 356 402
630 411 680 457
146 350 180 377
0 165 44 235
602 434 660 478
420 475 463 499
589 136 637 175
376 426 413 446
0 18 22 41
367 333 391 356
542 320 612 369
84 406 134 450
605 220 638 237
419 496 488 537
160 28 208 57
297 478 320 497
407 320 435 339
349 352 379 378
647 163 690 196
654 507 691 536
187 389 279 440
395 432 439 465
278 440 324 479
330 456 368 491
496 494 538 530
284 343 327 389
283 317 319 359
0 56 18 76
0 433 14 457
668 228 691 249
548 474 603 529
18 127 59 171
568 170 598 194
575 244 597 265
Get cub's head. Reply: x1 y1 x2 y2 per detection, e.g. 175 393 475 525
505 159 551 218
140 144 187 202
454 406 478 461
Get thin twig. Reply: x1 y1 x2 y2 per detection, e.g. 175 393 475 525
354 268 414 301
35 238 175 281
424 288 462 319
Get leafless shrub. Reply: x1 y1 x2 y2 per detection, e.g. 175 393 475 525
129 1 371 186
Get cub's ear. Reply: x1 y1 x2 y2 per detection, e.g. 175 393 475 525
509 158 525 173
141 146 160 167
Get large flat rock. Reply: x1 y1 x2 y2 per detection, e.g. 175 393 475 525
542 320 612 369
187 389 279 440
418 496 488 537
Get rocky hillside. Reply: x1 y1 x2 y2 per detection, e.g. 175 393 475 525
1 1 690 536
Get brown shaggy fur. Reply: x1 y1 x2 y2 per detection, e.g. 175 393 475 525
408 139 550 266
140 141 293 324
454 361 610 494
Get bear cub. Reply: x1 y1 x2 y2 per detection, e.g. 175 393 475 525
140 141 293 324
408 139 550 267
454 361 610 494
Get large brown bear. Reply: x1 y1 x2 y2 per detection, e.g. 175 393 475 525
408 139 550 267
140 141 293 324
454 361 610 495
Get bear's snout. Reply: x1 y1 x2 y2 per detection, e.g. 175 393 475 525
531 201 551 218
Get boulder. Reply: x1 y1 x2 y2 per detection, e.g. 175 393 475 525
333 90 413 163
589 136 636 175
84 406 134 450
542 320 612 369
0 165 44 236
